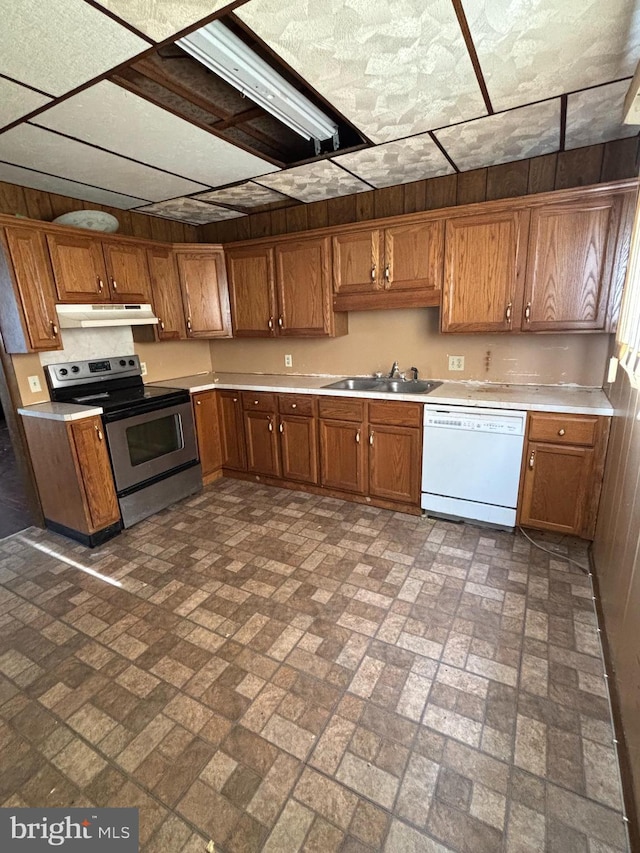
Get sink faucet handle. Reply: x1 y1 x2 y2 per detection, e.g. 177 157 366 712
410 366 419 381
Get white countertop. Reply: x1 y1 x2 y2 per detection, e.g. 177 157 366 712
154 373 614 416
18 401 104 421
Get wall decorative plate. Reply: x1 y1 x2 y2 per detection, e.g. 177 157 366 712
52 210 120 232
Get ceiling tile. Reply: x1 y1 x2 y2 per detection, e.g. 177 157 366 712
0 78 51 129
435 101 561 172
0 0 147 96
0 162 148 209
566 80 640 150
332 135 454 188
192 182 291 207
254 161 370 203
463 0 640 111
236 0 487 144
34 81 280 188
135 198 246 225
95 0 231 42
0 124 206 202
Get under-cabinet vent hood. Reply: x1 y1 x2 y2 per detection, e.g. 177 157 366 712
56 304 159 328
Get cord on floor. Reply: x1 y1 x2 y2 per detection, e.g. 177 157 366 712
517 526 590 574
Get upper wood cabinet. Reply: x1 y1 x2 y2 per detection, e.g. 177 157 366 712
0 226 61 352
442 209 529 333
227 236 347 338
333 220 443 311
176 247 232 339
523 194 622 332
47 233 151 304
147 246 186 340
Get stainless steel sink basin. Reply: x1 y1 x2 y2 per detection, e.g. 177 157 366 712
322 377 442 395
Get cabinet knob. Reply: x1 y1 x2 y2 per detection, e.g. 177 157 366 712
233 397 238 403
558 428 565 436
278 316 283 328
111 278 117 291
97 277 104 292
528 450 535 469
196 400 201 406
525 302 531 322
254 399 259 405
268 317 274 330
371 265 376 282
369 431 374 446
94 424 104 441
505 302 512 322
50 321 58 337
291 403 297 409
355 429 360 444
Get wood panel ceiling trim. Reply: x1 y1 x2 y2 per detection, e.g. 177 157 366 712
450 0 494 114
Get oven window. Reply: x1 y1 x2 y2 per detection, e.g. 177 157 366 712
126 414 184 466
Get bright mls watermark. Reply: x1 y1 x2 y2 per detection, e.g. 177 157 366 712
0 809 138 851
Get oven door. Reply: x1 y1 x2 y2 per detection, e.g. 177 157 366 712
105 400 197 493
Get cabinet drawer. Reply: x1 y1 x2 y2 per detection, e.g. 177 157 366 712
368 400 422 428
528 412 598 447
318 396 365 422
278 394 316 416
242 391 277 412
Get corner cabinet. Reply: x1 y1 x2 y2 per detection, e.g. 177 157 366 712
193 390 223 484
518 412 610 539
226 236 347 338
175 246 232 339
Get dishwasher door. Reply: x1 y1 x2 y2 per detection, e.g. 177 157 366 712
422 405 527 524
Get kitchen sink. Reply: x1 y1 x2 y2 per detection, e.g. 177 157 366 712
322 377 442 395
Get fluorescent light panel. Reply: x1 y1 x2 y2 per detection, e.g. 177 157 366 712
178 21 338 142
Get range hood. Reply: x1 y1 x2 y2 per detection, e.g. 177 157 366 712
56 304 159 328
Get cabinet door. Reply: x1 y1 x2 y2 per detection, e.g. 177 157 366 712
193 391 222 480
146 246 186 340
442 210 528 333
4 227 61 351
275 237 332 336
227 245 276 337
523 196 619 331
102 241 151 303
384 220 444 294
177 250 232 338
332 229 383 295
319 419 366 494
279 416 318 484
519 441 594 536
46 233 109 302
368 425 421 504
244 411 280 477
219 391 247 470
70 417 120 532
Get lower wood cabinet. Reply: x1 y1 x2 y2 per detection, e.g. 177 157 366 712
219 391 247 471
193 390 223 484
21 414 121 546
319 419 366 493
518 412 610 539
244 408 280 477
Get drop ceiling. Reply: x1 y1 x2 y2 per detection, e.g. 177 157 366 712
0 0 638 225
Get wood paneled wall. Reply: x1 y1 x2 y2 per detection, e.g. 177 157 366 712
0 181 198 243
200 137 640 244
593 364 640 847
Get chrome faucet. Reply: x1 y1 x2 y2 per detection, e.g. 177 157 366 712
388 361 401 379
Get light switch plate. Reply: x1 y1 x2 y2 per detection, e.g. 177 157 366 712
448 355 464 371
140 362 147 376
28 375 42 393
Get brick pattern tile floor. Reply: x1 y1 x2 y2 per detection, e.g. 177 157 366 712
0 479 629 852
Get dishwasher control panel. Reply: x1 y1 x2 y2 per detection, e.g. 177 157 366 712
423 405 526 435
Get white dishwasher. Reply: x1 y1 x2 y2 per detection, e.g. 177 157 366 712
421 404 527 528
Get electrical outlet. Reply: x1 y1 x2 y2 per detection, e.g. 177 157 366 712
140 362 147 376
448 355 464 371
284 354 293 368
28 375 42 393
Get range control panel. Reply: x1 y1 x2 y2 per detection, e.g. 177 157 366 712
46 355 141 389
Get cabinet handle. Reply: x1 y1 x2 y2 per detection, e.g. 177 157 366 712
371 265 376 282
159 319 165 331
97 277 104 292
279 422 284 434
558 428 565 436
384 265 390 287
529 450 535 469
268 418 273 433
186 318 192 332
369 431 374 446
525 302 531 322
278 316 283 328
355 429 360 444
95 424 104 441
268 317 274 330
50 321 58 337
111 278 117 292
505 302 512 322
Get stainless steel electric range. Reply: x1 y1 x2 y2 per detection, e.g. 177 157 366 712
46 355 202 530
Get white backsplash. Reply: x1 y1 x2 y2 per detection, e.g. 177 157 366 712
39 327 135 366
